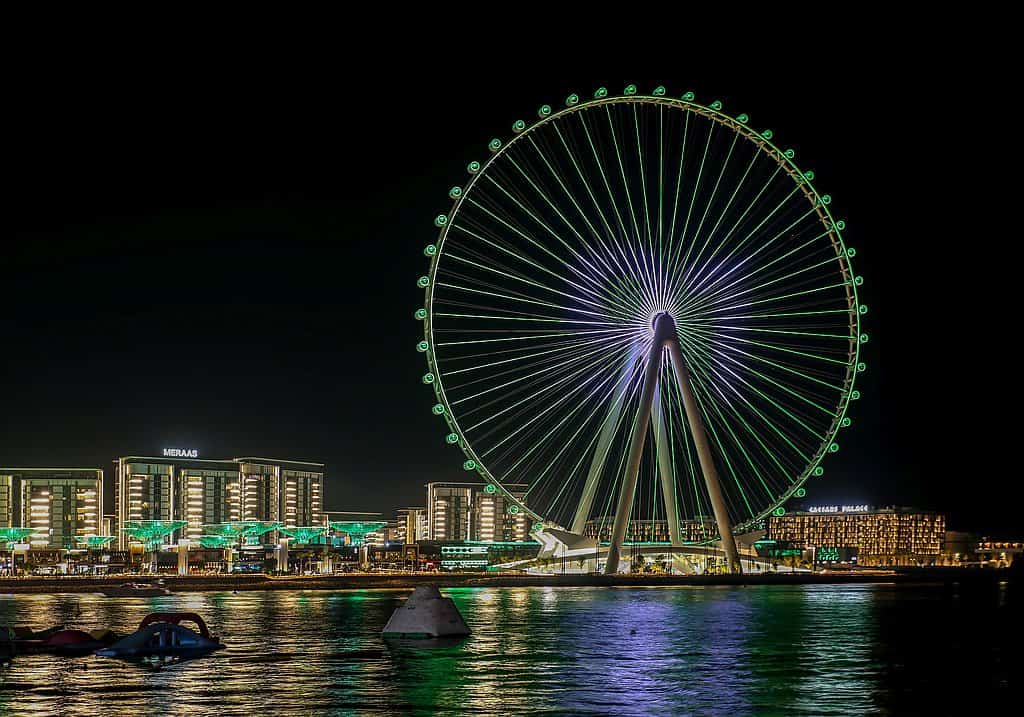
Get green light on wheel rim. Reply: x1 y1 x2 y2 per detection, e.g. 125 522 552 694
565 93 579 106
424 244 437 256
417 276 429 288
538 104 551 118
484 483 497 494
446 433 460 445
829 442 839 453
773 507 786 517
433 215 447 228
416 341 429 352
463 459 477 471
532 522 544 531
507 504 519 514
850 390 861 400
488 138 502 152
512 119 526 133
448 186 462 199
652 86 666 96
736 113 749 123
710 100 722 110
414 308 427 320
841 417 852 427
813 466 825 476
795 488 806 498
422 373 435 384
467 161 481 174
594 87 608 99
624 84 637 95
432 404 445 415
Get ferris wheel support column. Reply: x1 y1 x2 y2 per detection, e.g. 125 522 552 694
665 339 743 574
653 390 683 547
571 356 636 535
604 336 671 575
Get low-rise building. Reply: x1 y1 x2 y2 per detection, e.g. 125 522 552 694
0 468 103 549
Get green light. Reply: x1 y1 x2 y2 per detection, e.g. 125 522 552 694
857 362 867 372
467 161 481 174
414 308 427 320
488 138 502 152
841 417 852 427
851 390 861 400
446 432 460 445
484 483 497 494
424 244 437 256
566 93 579 106
594 87 608 99
624 84 637 95
803 170 815 180
773 507 786 516
433 215 447 228
652 86 666 96
422 373 435 384
736 113 749 123
829 442 839 453
820 194 832 205
463 459 477 471
710 100 722 110
859 333 869 343
507 504 520 514
795 488 806 498
682 91 695 101
784 148 795 159
762 129 773 139
417 341 429 352
846 247 857 258
538 104 551 118
417 276 430 288
279 526 327 546
432 403 446 415
512 119 526 133
329 521 387 546
854 275 864 286
121 520 188 550
532 522 544 531
0 527 35 546
859 304 869 315
76 535 115 548
813 466 825 476
448 186 462 199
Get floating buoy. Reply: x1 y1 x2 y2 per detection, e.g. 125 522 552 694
382 585 471 638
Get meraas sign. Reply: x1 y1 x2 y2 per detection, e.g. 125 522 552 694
162 448 199 458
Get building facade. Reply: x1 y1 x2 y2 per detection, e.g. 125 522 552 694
114 456 324 548
767 506 945 566
583 517 718 544
394 507 427 544
426 482 530 542
0 468 103 549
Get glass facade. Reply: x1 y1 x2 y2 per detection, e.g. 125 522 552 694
0 468 103 549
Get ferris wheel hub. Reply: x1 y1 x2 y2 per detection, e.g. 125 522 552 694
651 311 677 342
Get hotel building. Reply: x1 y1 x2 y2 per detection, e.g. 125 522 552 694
114 456 323 548
0 468 103 549
394 507 428 544
426 482 531 542
767 505 946 566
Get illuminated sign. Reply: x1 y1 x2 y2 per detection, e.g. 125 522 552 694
162 448 199 458
807 504 869 514
817 547 840 561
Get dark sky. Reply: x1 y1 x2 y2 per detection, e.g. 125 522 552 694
3 23 1017 535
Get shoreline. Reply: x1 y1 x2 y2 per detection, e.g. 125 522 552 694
0 568 1013 594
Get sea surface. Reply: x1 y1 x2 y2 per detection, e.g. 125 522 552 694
0 583 1018 715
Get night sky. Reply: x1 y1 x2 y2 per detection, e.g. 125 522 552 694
3 27 1015 534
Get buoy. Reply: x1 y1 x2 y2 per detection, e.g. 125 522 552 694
382 585 471 638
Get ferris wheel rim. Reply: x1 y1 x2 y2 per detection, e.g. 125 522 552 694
417 87 864 535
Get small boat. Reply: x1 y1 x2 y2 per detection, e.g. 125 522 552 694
95 612 223 658
99 581 171 597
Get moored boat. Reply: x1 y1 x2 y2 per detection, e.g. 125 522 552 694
95 612 223 658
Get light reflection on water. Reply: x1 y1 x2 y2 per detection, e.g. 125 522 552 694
0 584 1016 715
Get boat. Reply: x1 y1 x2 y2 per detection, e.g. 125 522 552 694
95 612 223 658
99 581 171 597
3 625 121 656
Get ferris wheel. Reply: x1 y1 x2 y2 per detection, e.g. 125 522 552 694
414 85 864 573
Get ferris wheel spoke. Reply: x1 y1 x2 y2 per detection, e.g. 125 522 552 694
577 111 660 305
668 119 716 284
678 201 820 313
435 281 626 323
674 152 778 296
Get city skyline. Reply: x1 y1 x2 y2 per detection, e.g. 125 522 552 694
3 57 1015 536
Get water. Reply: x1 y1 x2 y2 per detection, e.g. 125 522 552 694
1 583 1018 715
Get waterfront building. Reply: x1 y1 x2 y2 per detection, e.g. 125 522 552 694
114 455 323 548
767 505 945 566
976 539 1023 567
0 468 103 549
394 507 428 544
583 517 717 544
426 482 529 542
